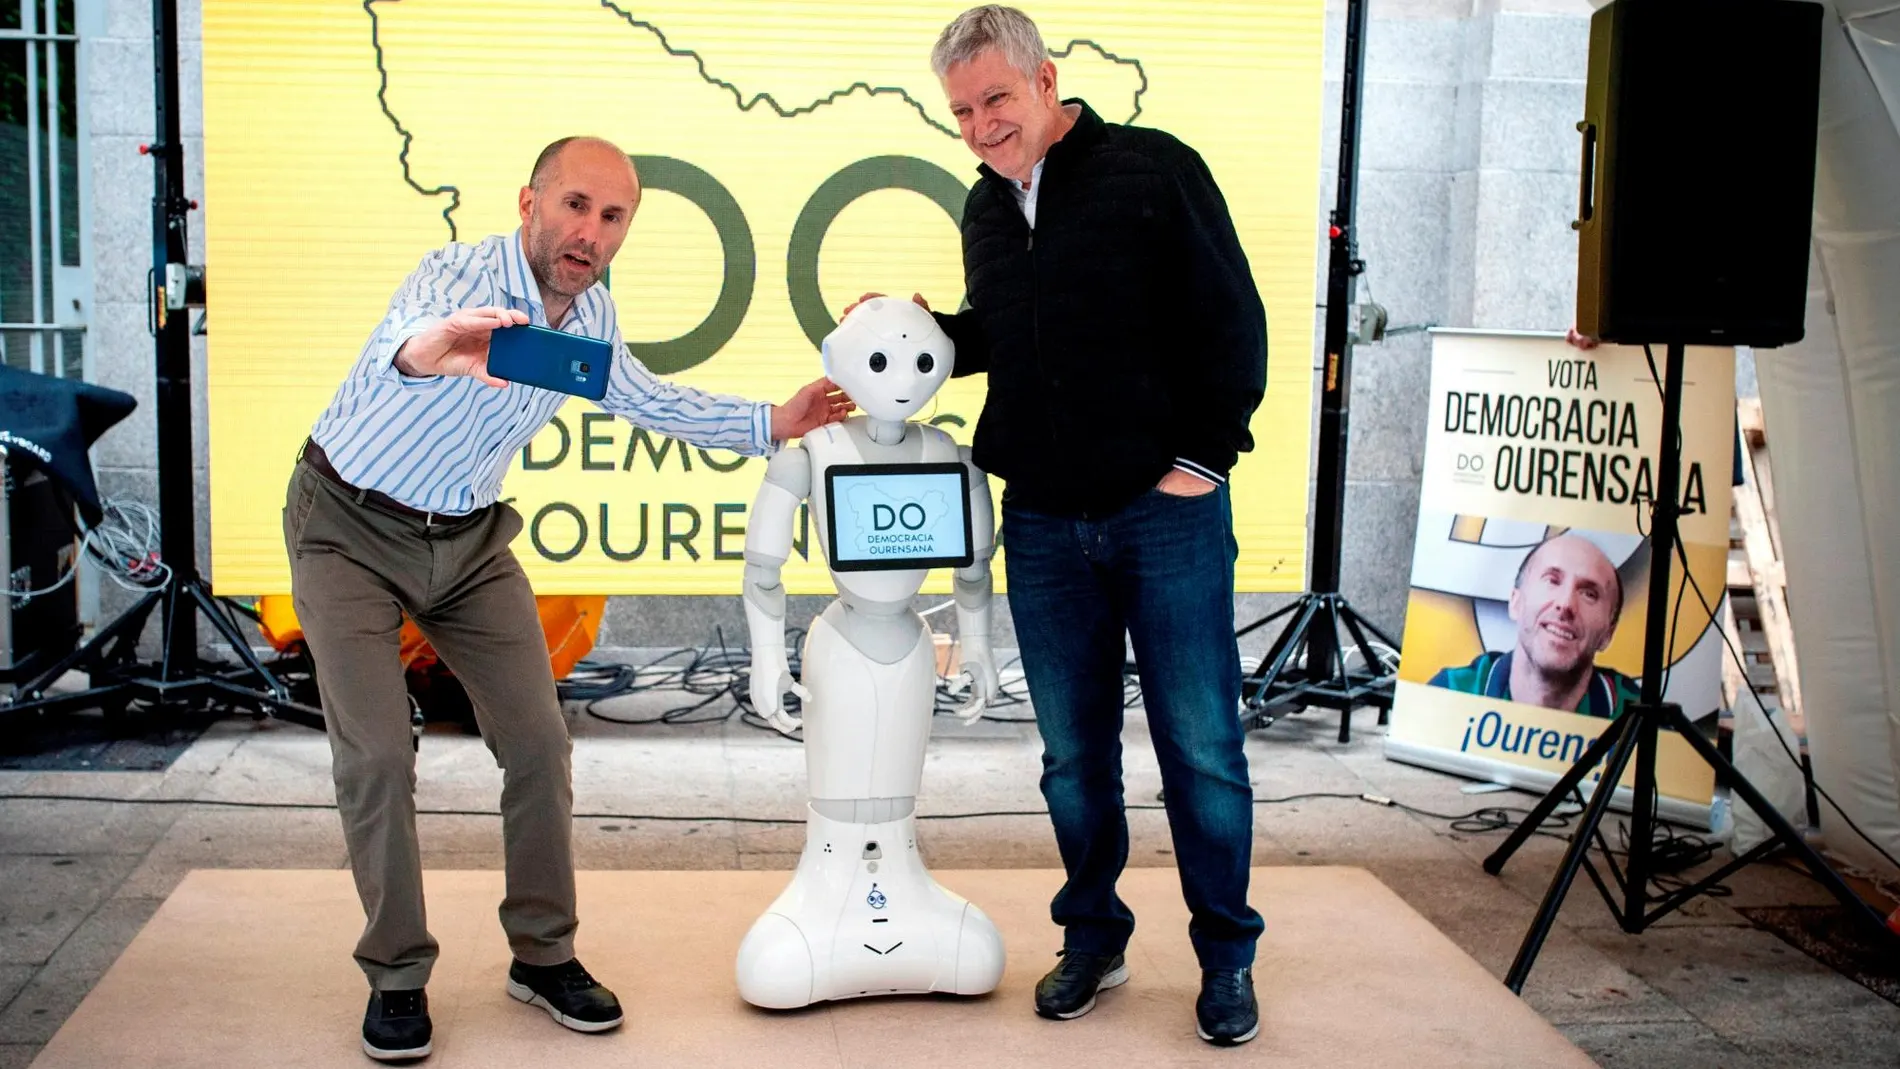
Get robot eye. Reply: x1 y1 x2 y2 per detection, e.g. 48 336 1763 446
917 353 935 374
869 352 887 372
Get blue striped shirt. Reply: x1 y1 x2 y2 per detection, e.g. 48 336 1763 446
309 229 774 515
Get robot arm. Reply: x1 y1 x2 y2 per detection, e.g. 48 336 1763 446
744 446 813 734
951 446 999 723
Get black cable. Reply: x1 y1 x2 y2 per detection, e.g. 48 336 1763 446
0 788 1640 891
560 622 1070 735
556 660 639 702
1662 532 1692 695
1392 800 1581 839
1575 779 1730 898
1642 343 1664 401
572 626 805 734
1617 810 1727 897
0 789 1370 823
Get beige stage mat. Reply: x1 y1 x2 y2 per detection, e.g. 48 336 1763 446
32 867 1591 1068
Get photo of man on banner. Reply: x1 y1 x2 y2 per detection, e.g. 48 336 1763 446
1428 532 1640 720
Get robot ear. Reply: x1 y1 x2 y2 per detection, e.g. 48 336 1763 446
819 339 836 380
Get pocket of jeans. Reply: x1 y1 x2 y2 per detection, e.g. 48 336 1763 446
1151 483 1220 504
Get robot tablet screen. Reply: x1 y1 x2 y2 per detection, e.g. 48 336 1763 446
824 462 974 571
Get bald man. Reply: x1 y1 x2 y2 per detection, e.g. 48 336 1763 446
287 136 851 1061
1429 534 1639 719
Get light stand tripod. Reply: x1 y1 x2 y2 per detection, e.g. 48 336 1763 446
0 0 321 733
1239 0 1400 743
1482 339 1898 992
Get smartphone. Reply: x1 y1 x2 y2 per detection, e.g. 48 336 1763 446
485 324 612 401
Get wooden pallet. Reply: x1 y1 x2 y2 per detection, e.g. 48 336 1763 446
1722 398 1804 740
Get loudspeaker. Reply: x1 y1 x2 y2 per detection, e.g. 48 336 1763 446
1575 0 1824 348
2 456 81 685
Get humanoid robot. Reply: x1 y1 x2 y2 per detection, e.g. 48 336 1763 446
734 297 1006 1008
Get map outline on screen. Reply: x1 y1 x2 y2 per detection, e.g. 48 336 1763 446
822 462 975 572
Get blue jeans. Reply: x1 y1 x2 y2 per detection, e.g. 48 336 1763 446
1003 484 1263 970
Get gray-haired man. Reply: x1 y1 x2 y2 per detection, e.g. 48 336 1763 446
917 4 1269 1046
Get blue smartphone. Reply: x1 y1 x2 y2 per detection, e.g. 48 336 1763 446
485 324 612 401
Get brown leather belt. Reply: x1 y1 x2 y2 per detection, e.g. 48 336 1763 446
299 438 481 528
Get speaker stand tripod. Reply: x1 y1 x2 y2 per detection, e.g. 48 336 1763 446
1238 0 1399 741
1 576 322 730
0 0 322 734
1482 339 1899 992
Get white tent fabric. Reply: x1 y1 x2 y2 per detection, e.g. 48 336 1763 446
1577 0 1900 878
1746 0 1900 878
1778 0 1900 877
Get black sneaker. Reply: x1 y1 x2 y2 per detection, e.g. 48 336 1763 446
1033 949 1130 1020
361 988 432 1062
506 958 623 1033
1195 967 1259 1045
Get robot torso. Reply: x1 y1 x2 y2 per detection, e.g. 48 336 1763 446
804 417 962 608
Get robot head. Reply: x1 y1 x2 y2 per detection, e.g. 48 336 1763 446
820 297 955 422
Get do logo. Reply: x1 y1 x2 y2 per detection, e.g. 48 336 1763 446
872 502 928 532
615 154 969 374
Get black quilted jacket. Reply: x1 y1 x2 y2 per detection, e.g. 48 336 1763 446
935 99 1268 519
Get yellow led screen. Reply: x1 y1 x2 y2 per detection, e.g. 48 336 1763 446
203 0 1323 594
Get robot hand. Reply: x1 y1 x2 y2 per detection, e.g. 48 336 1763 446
954 639 1000 724
748 647 811 735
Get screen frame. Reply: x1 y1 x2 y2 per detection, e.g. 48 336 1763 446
822 461 975 572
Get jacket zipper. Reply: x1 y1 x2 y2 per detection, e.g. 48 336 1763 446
1028 223 1040 392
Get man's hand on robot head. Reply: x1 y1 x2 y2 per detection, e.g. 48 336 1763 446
769 377 856 442
843 292 931 318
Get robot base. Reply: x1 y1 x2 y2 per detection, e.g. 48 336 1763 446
735 810 1005 1009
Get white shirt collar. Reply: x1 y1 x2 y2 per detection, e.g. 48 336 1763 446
1009 157 1047 227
